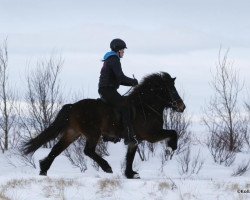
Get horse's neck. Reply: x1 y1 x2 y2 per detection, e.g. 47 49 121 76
130 91 165 112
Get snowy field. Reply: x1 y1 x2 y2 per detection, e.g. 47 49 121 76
0 140 250 200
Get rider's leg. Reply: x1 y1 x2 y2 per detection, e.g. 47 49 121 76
98 87 138 145
121 105 138 145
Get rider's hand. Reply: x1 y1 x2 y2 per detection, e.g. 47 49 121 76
133 78 139 86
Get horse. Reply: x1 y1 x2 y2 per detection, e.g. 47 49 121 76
22 72 186 179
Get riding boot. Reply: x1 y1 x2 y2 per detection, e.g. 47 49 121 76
124 123 138 145
121 107 138 145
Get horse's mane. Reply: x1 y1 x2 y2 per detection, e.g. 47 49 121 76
129 72 172 98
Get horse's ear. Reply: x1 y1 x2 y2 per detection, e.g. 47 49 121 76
172 77 176 81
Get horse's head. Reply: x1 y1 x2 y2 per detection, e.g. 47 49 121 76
161 73 186 112
130 72 186 113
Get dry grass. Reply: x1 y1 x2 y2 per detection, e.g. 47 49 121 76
226 183 241 191
0 192 11 200
0 178 35 194
0 177 81 200
158 181 171 193
98 178 122 192
43 178 80 199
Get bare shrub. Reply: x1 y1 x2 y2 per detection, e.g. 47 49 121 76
203 49 247 166
137 141 158 162
177 147 204 175
91 140 109 171
64 137 87 172
159 105 191 169
147 142 157 156
232 160 250 176
96 140 109 157
244 102 250 148
207 132 236 166
20 55 63 148
159 149 169 172
6 148 36 168
163 106 192 155
64 133 109 172
137 141 147 161
0 38 18 152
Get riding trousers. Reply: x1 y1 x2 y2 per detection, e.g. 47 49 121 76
98 87 133 132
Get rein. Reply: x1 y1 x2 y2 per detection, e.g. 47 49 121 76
135 86 181 122
144 103 162 118
122 86 133 96
136 91 165 122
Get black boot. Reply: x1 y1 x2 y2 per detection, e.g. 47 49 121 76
121 106 138 145
124 124 138 145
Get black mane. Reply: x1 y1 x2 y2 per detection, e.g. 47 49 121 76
128 72 173 100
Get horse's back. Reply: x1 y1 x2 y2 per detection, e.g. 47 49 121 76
71 98 112 120
68 98 121 138
74 98 108 109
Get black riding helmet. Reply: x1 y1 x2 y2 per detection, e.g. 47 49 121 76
110 38 127 52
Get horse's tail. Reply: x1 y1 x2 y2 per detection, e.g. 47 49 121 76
22 104 73 155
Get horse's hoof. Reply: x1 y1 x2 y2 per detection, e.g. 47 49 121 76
125 171 140 179
165 147 173 155
133 173 140 179
105 167 113 173
39 171 47 176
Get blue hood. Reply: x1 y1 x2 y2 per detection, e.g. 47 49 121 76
102 51 119 61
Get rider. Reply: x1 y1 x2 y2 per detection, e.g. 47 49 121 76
98 38 139 145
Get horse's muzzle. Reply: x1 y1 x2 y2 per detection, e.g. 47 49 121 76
176 100 186 112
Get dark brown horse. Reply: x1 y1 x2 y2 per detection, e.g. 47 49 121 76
22 72 185 179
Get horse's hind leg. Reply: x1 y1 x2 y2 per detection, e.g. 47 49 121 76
84 137 113 173
39 129 80 175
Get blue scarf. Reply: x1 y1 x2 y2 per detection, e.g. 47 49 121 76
102 51 119 61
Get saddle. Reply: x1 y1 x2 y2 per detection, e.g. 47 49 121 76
98 97 136 121
98 97 122 121
97 97 136 143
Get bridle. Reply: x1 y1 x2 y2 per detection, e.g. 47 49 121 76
151 86 182 109
137 85 181 121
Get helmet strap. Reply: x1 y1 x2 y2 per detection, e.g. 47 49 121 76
118 51 122 58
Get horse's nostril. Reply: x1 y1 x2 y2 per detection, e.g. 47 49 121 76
178 103 186 112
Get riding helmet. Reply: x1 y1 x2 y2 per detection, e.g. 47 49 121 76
110 38 127 52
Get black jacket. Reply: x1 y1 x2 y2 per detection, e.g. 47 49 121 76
98 55 137 89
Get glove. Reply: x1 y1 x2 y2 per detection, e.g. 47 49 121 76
133 78 139 86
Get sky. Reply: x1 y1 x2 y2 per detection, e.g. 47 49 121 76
0 0 250 124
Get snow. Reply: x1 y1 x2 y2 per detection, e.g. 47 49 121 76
0 141 250 200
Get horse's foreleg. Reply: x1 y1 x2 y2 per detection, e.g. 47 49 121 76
147 129 178 150
39 129 80 176
125 144 140 179
84 138 113 173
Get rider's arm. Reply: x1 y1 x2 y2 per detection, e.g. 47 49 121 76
110 56 138 86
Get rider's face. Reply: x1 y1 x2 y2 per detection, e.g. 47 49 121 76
118 49 125 58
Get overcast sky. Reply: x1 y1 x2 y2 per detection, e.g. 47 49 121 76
0 0 250 122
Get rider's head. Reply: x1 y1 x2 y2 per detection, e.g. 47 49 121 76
110 38 127 58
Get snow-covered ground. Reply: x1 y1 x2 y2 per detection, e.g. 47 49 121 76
0 141 250 200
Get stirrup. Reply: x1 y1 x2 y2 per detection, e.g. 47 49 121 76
133 135 139 145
